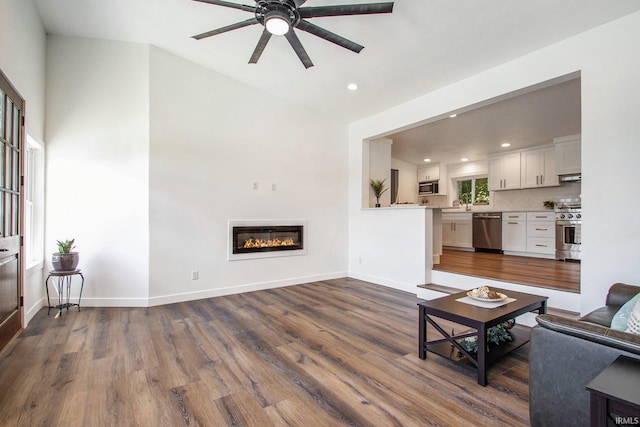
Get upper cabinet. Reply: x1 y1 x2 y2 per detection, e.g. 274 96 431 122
520 146 559 188
489 152 521 191
417 164 440 182
417 163 447 195
554 134 581 175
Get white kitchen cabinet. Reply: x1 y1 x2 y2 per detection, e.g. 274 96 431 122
527 212 555 222
554 134 581 175
502 212 527 252
521 146 559 188
417 164 440 182
417 163 447 195
442 213 473 249
525 212 555 256
489 152 521 191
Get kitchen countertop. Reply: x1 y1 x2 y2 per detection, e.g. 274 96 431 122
442 207 556 213
363 205 443 210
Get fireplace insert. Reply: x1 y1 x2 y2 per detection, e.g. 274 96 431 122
232 225 304 254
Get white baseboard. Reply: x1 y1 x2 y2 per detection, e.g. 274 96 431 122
147 271 348 306
33 272 348 308
24 297 45 327
347 272 419 295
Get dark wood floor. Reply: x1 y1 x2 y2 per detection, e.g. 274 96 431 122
434 249 581 293
0 278 531 426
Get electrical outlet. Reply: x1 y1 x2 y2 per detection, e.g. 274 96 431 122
252 182 258 190
191 270 199 280
271 183 277 191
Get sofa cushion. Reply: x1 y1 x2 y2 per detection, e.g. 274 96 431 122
580 306 620 327
610 292 640 331
535 314 640 355
627 298 640 334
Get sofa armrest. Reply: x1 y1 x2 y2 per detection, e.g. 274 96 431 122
535 314 640 355
530 315 640 427
606 282 640 308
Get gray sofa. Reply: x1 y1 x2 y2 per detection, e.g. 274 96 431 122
529 283 640 427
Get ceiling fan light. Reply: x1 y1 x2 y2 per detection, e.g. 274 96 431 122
265 11 290 35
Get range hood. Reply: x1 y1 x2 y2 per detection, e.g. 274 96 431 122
559 173 581 183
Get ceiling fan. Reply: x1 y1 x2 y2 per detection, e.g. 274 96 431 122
191 0 394 69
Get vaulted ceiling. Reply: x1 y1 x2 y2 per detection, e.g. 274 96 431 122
34 0 640 126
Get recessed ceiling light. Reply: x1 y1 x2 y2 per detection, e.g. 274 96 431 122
461 157 469 162
347 83 358 91
423 158 431 162
501 143 511 148
449 114 457 118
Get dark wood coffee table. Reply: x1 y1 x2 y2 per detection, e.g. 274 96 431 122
418 288 547 386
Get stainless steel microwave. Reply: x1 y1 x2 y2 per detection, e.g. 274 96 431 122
418 180 439 195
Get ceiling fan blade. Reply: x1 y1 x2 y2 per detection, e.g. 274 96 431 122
299 2 393 19
191 0 256 13
284 30 314 69
192 17 259 40
296 20 364 53
249 29 273 64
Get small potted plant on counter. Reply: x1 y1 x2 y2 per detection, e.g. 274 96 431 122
52 239 79 271
370 178 388 207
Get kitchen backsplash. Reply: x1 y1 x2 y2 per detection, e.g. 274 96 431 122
492 182 581 210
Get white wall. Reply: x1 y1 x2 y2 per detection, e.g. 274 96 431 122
147 47 348 304
45 36 150 305
368 139 392 207
348 12 640 314
391 157 417 204
0 0 46 142
0 0 47 326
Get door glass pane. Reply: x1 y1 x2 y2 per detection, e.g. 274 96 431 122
4 145 11 190
0 142 4 189
11 194 18 236
5 100 11 144
0 90 4 139
3 193 9 236
12 150 18 192
12 105 19 148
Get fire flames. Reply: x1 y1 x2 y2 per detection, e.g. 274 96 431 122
243 237 296 248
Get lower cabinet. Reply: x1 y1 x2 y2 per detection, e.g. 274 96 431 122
502 211 555 258
442 213 473 249
502 213 527 252
526 212 555 256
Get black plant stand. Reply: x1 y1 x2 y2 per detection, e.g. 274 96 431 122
45 269 84 317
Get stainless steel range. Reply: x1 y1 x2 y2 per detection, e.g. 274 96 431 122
555 205 581 261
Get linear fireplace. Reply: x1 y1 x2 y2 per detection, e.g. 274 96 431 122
228 220 307 260
233 225 303 254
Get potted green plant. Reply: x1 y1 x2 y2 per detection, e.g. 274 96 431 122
52 239 79 271
370 178 388 207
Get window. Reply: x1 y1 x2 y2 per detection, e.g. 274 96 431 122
24 135 44 268
456 176 489 205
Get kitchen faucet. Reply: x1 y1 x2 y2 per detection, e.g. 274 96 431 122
460 193 472 211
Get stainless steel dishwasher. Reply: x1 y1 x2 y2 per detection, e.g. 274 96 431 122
472 212 503 253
